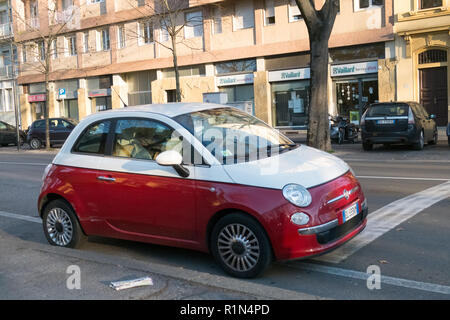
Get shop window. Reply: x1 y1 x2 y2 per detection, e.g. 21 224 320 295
166 90 177 103
418 49 447 64
93 96 112 112
271 81 310 128
354 0 383 11
215 59 256 75
87 75 112 90
233 1 254 31
220 84 254 103
127 70 155 106
162 65 205 78
420 0 443 9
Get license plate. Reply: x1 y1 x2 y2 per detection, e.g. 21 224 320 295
343 202 359 223
377 119 395 124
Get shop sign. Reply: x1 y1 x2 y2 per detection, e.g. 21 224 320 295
216 73 254 87
88 89 111 97
28 94 46 102
331 61 378 77
268 68 310 82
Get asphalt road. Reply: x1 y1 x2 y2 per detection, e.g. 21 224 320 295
0 141 449 300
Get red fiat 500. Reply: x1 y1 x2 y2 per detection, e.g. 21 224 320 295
39 103 368 278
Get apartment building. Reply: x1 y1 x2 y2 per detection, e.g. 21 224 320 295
0 0 17 125
394 0 450 126
13 0 394 130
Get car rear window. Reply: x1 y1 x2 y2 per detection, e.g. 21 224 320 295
367 104 409 117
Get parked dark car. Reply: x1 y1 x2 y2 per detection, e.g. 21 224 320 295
0 120 26 147
361 102 437 151
27 118 78 149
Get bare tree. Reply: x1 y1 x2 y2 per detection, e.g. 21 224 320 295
295 0 339 151
128 0 204 102
12 0 80 150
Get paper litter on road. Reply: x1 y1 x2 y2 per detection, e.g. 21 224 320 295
109 277 153 291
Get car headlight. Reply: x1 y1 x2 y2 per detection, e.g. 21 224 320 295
282 184 312 207
290 212 310 226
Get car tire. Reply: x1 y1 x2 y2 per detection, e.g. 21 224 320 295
412 131 424 150
362 141 373 151
42 199 87 249
428 131 438 145
448 136 450 147
210 213 273 278
29 138 42 150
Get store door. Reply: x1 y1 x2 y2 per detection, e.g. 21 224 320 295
420 67 448 126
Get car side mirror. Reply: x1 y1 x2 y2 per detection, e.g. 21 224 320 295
156 150 189 178
429 114 436 120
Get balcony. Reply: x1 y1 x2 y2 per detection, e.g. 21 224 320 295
0 23 13 39
0 65 17 80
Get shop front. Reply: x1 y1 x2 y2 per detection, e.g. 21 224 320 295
268 68 310 129
331 61 379 125
216 73 255 114
56 80 79 121
87 76 112 112
28 93 46 122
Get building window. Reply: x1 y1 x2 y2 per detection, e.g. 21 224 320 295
117 25 126 49
51 39 58 59
420 0 443 9
83 31 89 53
354 0 383 11
62 0 73 10
98 28 110 51
418 49 447 64
288 0 302 22
215 59 256 75
265 0 275 25
22 45 27 63
30 0 39 28
88 0 104 4
212 6 222 34
160 18 170 42
138 21 153 45
184 11 203 39
233 1 254 31
162 65 205 78
38 41 45 61
66 35 77 56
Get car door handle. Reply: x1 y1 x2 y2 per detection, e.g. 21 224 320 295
97 176 116 182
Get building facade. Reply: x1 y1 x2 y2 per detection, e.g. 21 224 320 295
394 0 450 126
0 0 18 126
13 0 394 130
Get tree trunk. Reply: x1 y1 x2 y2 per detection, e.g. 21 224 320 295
45 77 51 150
171 36 181 102
307 33 331 151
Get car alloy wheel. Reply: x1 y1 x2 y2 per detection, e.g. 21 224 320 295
42 199 87 248
217 223 260 273
211 213 272 278
46 208 74 246
30 138 41 149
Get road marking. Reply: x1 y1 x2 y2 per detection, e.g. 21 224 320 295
0 211 41 223
0 161 49 166
284 262 450 296
356 175 450 181
314 180 450 263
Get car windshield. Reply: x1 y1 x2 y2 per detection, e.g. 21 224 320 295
367 104 409 117
174 108 296 165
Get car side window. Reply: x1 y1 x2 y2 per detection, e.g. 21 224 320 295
0 122 6 130
72 121 111 155
112 118 183 161
33 121 45 129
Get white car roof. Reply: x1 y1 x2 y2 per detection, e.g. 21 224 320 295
93 103 227 119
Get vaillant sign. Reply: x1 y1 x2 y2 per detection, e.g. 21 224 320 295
331 61 378 77
268 68 311 82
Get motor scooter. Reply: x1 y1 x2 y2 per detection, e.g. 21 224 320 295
329 114 359 144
